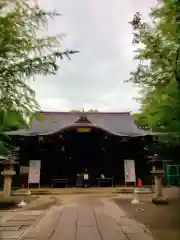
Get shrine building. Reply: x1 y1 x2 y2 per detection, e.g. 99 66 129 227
5 111 155 188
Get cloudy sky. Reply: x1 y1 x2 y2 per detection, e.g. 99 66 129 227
31 0 157 112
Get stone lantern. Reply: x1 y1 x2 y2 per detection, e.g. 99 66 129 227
149 154 168 204
0 149 19 197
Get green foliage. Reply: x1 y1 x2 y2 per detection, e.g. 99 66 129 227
0 110 28 132
0 109 28 155
0 0 78 120
70 110 82 112
132 112 149 128
128 12 177 88
129 1 180 148
129 1 180 88
88 109 98 112
0 0 78 154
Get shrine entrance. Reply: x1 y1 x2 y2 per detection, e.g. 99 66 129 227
60 128 111 185
40 125 124 187
9 113 153 189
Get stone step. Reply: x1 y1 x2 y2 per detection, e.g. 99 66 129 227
12 189 31 196
116 188 134 193
133 188 153 194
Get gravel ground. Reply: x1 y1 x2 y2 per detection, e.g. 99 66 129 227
114 191 180 240
0 195 37 210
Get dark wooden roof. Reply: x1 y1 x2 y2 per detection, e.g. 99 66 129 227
7 111 148 136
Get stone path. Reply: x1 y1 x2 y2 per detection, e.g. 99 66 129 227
0 196 154 240
0 210 45 239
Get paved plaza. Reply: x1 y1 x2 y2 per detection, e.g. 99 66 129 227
0 195 154 240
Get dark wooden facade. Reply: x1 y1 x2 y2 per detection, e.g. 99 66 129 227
5 112 154 188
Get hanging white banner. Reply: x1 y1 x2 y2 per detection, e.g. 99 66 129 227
124 160 136 182
28 160 41 184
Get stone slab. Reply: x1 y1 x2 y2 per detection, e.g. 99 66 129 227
51 207 77 240
95 212 128 240
126 233 154 240
12 215 38 221
22 206 63 239
58 207 77 224
76 226 101 240
102 201 127 218
0 226 21 231
76 202 101 240
116 217 141 227
7 196 154 240
121 225 144 234
20 211 44 215
51 223 76 240
77 204 96 227
22 238 49 240
0 230 25 239
0 221 34 227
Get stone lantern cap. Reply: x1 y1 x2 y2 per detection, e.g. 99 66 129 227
148 154 161 162
0 155 6 160
148 154 164 170
0 151 19 166
151 169 164 176
0 154 19 177
0 159 19 165
1 168 16 176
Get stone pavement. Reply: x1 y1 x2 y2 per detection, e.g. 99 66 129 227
0 210 45 239
0 195 154 240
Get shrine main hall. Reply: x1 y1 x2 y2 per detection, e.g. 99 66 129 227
6 111 155 188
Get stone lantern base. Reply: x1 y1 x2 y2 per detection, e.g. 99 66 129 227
0 151 19 198
1 169 16 197
151 169 168 205
152 197 168 204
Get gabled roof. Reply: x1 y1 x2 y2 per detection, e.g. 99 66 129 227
7 111 147 136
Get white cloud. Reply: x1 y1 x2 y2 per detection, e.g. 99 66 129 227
30 0 158 112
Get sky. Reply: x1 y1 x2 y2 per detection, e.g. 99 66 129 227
31 0 158 112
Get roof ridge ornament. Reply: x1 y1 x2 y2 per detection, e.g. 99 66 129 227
74 114 91 124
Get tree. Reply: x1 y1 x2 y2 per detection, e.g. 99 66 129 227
128 1 180 127
128 12 177 89
70 110 82 112
0 109 28 154
0 0 78 154
128 1 180 156
132 112 149 129
133 83 180 129
0 0 77 120
88 109 98 112
128 1 180 88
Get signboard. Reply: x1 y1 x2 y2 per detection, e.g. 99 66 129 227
84 174 89 180
20 166 29 175
124 160 136 183
76 128 91 132
28 160 41 184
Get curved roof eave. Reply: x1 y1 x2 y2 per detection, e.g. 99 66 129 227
38 123 129 137
5 124 158 137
